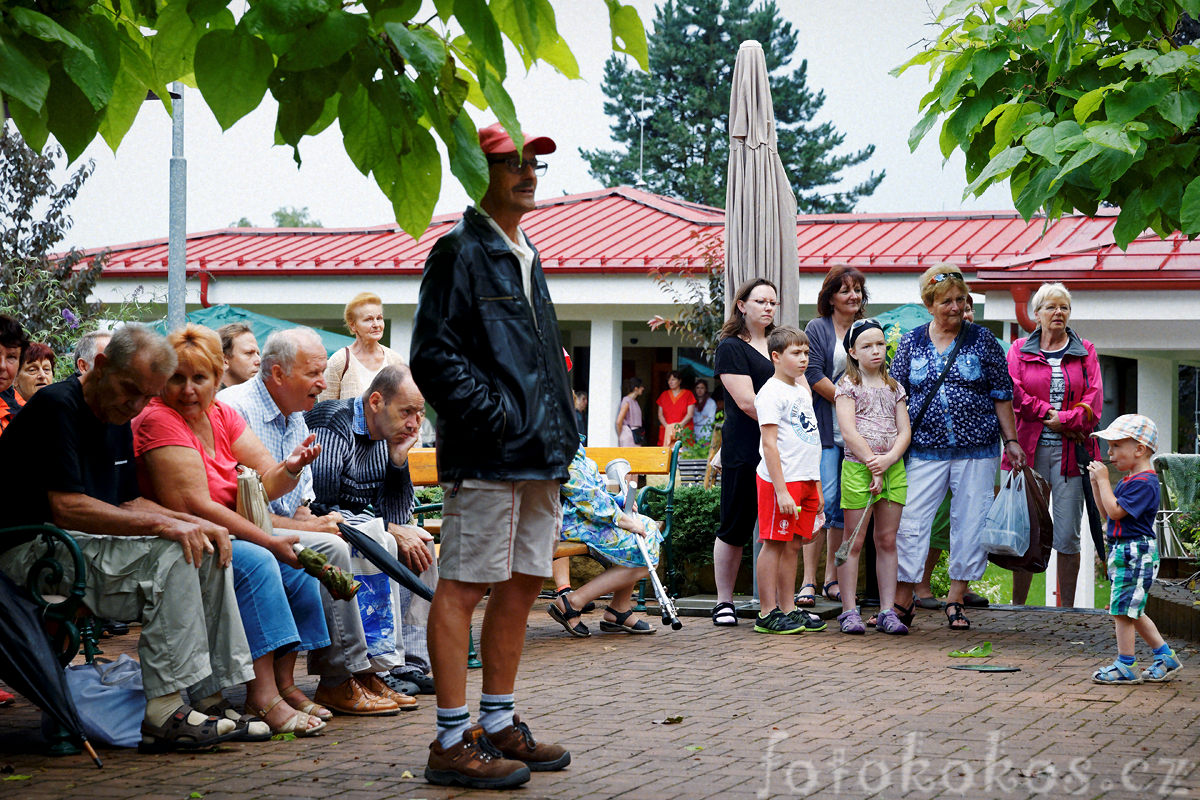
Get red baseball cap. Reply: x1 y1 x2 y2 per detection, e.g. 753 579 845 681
478 122 556 156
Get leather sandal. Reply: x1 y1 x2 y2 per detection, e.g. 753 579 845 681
548 592 590 637
195 697 272 742
822 580 842 602
794 584 817 608
599 606 655 634
280 684 333 720
138 704 241 752
251 695 326 737
945 601 971 630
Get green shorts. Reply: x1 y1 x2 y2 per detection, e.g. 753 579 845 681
841 459 907 509
929 492 952 551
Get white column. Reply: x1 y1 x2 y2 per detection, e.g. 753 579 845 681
587 317 622 446
388 307 415 362
1138 357 1176 452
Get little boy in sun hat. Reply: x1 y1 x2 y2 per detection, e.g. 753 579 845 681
1086 414 1182 684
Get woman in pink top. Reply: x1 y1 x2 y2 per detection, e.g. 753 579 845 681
134 325 330 738
1006 283 1103 606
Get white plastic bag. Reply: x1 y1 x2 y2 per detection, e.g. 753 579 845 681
981 469 1031 557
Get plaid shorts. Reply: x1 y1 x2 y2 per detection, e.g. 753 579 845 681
1107 537 1159 618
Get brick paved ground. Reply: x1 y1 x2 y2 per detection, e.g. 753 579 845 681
1 601 1197 800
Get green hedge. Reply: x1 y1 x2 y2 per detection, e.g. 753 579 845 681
642 485 721 569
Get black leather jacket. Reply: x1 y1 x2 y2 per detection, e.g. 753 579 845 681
410 207 577 482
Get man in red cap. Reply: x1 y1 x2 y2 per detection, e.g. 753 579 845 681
411 122 578 790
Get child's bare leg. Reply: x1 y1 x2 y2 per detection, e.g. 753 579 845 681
872 500 903 612
800 532 823 601
824 526 843 589
1133 615 1167 652
836 506 870 613
777 537 802 614
756 540 784 612
1114 616 1137 657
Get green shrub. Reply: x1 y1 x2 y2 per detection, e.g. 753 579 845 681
642 484 721 570
414 485 443 518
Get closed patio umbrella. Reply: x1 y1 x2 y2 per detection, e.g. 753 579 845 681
725 40 799 329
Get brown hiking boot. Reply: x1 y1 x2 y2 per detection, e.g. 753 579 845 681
485 714 571 771
425 725 531 789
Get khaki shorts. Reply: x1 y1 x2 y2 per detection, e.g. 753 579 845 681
438 479 561 583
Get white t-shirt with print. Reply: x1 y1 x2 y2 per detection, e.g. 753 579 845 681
755 377 823 482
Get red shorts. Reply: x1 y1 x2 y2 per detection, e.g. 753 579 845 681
756 476 821 542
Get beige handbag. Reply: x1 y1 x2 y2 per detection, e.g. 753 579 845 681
236 465 274 535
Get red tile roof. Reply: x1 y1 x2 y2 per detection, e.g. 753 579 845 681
86 186 1200 287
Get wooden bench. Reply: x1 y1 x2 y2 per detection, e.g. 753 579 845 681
408 443 684 595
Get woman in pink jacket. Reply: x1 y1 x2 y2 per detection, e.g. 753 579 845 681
1005 282 1103 606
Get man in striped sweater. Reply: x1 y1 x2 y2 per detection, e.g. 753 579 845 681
305 364 438 696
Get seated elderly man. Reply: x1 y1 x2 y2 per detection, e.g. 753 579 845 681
73 329 112 378
0 324 251 750
218 327 414 714
306 364 438 695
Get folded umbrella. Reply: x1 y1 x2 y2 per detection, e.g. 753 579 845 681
337 522 434 602
1075 441 1108 561
0 569 101 767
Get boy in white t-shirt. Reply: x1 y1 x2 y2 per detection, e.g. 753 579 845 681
753 326 825 634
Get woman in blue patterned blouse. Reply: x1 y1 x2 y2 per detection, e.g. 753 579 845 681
889 265 1027 630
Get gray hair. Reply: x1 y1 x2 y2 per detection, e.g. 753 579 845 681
363 363 413 402
1031 282 1072 315
260 327 324 376
105 324 176 377
72 330 111 371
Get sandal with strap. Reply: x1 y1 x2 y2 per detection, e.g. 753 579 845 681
1093 660 1143 685
945 601 970 630
195 697 272 742
251 695 327 737
279 685 333 720
894 600 916 628
139 704 241 753
794 584 817 608
711 601 738 626
822 580 842 602
556 587 596 614
548 592 590 637
599 606 655 634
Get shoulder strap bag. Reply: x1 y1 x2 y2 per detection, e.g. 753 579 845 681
909 323 969 435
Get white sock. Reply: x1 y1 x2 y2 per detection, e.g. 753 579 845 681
436 705 471 748
478 692 515 734
145 691 235 735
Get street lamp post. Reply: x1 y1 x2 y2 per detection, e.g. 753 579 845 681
166 81 187 331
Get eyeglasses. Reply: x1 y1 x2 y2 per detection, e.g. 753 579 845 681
931 271 965 284
487 156 548 176
747 298 779 308
850 317 880 332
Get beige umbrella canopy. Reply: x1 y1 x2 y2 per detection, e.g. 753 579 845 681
724 40 800 329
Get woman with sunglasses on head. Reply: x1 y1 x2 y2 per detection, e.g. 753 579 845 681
890 265 1025 631
709 278 778 627
797 266 869 608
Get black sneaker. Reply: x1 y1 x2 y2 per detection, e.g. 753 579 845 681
787 608 828 632
753 608 803 634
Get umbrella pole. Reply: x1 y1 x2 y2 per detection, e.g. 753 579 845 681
81 739 103 769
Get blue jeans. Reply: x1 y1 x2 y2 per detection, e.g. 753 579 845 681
820 446 845 530
231 540 330 660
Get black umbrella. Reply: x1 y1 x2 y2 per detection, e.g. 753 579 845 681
337 522 434 602
1075 441 1108 561
0 569 102 767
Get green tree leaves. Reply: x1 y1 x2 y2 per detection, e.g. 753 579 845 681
899 0 1200 248
583 0 883 212
0 1 648 239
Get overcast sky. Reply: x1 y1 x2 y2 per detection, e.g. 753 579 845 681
52 0 1012 251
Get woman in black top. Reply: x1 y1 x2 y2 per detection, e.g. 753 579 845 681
710 277 778 626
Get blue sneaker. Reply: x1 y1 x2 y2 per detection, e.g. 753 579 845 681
1141 650 1182 683
1092 660 1143 685
753 608 803 634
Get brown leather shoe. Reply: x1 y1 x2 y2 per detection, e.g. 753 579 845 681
313 677 400 716
485 714 571 771
425 725 530 789
358 673 418 711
